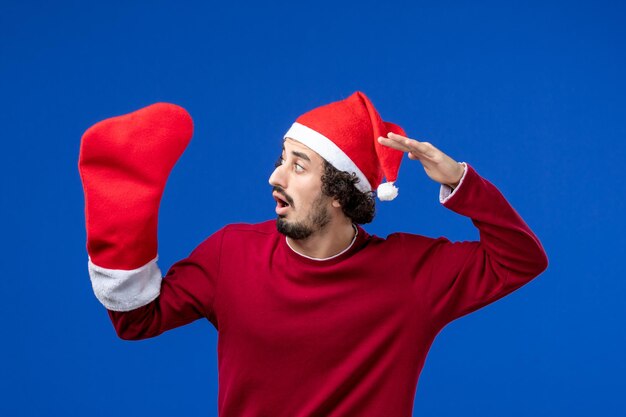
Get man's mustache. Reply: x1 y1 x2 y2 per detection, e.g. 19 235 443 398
272 186 295 208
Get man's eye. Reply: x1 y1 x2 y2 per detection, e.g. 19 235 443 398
294 164 304 173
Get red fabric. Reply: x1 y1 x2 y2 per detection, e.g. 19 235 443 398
79 103 193 269
296 92 405 188
379 121 406 183
109 164 547 417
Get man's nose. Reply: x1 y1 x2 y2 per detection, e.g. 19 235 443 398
268 164 286 188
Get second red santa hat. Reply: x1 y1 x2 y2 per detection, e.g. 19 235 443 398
284 91 405 200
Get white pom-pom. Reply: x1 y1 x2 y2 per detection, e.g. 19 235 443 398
377 182 398 201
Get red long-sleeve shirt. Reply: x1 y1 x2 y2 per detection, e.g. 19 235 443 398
108 164 548 416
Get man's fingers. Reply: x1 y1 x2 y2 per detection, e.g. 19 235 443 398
377 135 412 152
379 133 420 152
382 132 434 158
386 132 414 149
395 133 438 158
381 132 462 185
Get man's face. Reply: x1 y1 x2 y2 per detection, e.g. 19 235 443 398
268 138 333 239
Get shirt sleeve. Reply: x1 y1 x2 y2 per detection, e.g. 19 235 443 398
106 227 225 340
423 163 548 329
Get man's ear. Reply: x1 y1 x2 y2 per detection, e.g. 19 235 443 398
331 199 341 208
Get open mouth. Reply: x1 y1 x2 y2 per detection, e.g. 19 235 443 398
273 191 294 216
273 192 291 208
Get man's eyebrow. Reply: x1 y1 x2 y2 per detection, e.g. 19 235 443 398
291 150 311 162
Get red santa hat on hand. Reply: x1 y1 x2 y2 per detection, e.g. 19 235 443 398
284 91 406 200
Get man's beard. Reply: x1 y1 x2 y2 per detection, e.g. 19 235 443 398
276 192 331 240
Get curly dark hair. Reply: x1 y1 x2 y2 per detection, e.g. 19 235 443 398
320 160 376 224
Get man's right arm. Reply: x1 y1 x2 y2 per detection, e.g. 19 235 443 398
103 228 225 340
78 103 217 340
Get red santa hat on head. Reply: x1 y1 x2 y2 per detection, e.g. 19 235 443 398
284 91 405 201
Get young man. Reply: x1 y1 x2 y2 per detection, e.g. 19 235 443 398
79 92 548 416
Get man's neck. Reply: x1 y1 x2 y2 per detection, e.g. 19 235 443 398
287 220 356 260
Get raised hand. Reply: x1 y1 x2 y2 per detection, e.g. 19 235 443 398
378 132 465 188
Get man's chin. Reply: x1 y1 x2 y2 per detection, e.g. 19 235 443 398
276 217 313 240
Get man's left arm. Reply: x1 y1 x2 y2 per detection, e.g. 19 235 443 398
379 133 548 327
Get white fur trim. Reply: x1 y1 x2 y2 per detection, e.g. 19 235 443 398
285 122 371 193
377 182 398 201
440 162 468 204
88 256 162 312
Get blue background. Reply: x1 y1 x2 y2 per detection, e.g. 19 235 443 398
1 0 624 415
